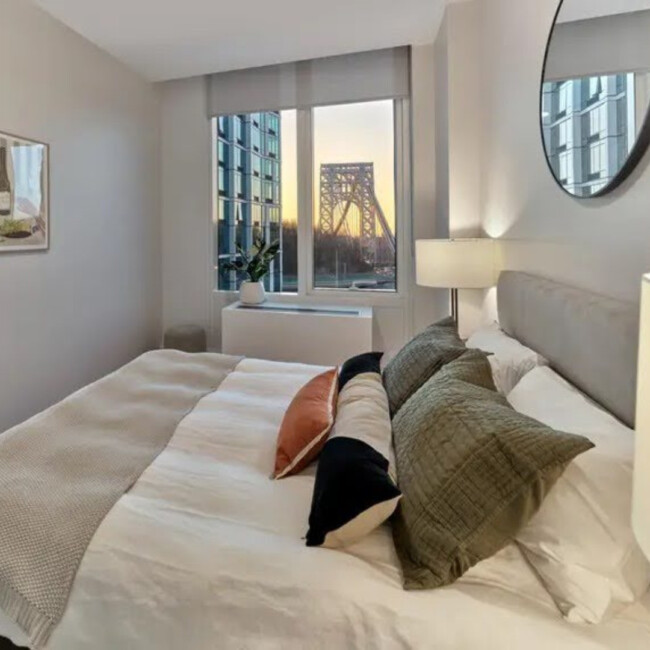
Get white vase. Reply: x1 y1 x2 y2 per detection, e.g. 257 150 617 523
239 280 266 305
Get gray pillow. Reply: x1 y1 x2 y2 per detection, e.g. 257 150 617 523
382 317 465 416
392 349 594 590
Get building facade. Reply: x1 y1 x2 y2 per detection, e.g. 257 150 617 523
542 73 636 197
215 112 282 291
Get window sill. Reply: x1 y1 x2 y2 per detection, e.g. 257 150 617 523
212 289 405 309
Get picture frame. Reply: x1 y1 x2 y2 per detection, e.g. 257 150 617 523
0 131 49 252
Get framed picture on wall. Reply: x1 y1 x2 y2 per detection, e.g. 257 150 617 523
0 131 49 252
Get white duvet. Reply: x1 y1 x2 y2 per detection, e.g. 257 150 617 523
2 358 649 649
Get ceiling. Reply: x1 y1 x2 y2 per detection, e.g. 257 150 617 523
31 0 452 82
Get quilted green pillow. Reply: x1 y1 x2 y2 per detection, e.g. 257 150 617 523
382 317 466 417
392 349 594 590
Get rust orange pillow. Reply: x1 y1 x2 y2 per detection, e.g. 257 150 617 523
274 368 339 479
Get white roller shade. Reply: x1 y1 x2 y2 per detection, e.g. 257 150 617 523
545 11 650 81
207 47 410 117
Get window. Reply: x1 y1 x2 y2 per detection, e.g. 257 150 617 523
213 110 297 293
217 141 229 167
233 146 245 173
217 116 228 138
267 113 279 135
263 158 275 180
558 82 570 116
542 72 637 198
266 134 279 159
234 116 245 146
251 127 261 153
312 101 397 291
589 104 607 138
233 172 244 199
251 204 263 231
589 141 607 179
250 176 261 203
557 120 572 151
558 151 572 185
216 200 247 291
212 100 406 296
263 181 273 204
218 168 228 196
589 76 602 100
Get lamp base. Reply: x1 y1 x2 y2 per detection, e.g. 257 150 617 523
451 288 459 326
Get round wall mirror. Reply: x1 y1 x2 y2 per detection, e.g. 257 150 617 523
541 0 650 198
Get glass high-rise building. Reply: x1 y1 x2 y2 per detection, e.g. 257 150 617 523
215 112 282 291
542 74 636 197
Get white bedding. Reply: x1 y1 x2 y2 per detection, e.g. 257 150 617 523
2 358 650 649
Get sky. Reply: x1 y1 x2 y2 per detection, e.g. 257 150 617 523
280 100 396 234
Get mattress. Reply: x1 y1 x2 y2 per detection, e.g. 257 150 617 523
1 358 649 649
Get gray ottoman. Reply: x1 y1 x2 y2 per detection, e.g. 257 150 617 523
163 324 207 353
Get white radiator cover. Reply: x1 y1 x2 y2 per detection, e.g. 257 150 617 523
222 302 373 366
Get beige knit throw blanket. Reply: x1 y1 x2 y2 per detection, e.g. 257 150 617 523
0 350 242 649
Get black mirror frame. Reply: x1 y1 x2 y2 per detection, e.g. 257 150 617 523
539 0 650 199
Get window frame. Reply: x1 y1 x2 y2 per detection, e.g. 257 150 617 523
212 98 411 308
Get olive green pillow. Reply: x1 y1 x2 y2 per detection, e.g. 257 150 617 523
392 349 594 590
382 317 466 417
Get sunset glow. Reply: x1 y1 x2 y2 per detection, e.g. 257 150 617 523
280 100 396 232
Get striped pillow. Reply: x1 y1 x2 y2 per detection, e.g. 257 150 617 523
306 362 401 548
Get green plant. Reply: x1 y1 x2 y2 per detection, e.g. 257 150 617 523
0 218 29 236
222 237 280 283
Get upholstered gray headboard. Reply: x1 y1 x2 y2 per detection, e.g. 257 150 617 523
498 271 640 427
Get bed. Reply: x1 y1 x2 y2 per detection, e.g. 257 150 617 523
0 271 648 649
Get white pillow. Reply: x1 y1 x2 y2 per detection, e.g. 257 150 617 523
460 544 557 610
466 322 547 394
508 366 650 624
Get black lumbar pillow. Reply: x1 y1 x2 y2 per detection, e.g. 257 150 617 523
306 438 401 548
306 354 400 549
338 351 383 390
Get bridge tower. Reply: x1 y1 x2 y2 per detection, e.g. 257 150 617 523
318 163 395 265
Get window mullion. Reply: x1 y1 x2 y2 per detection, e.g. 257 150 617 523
396 98 414 334
296 108 313 298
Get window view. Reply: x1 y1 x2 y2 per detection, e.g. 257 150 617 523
213 100 401 295
541 73 639 197
312 101 397 291
214 110 297 292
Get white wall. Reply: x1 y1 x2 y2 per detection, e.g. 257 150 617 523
433 20 450 243
446 2 482 239
412 43 448 330
433 3 486 335
159 47 445 354
0 0 161 432
477 0 650 305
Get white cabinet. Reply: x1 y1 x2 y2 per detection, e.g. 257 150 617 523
222 302 373 366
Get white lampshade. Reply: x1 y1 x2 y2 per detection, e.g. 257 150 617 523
415 238 498 289
634 273 650 560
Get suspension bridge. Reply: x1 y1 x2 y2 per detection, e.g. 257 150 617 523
318 163 395 266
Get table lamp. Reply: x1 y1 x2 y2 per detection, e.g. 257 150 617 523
415 238 499 324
